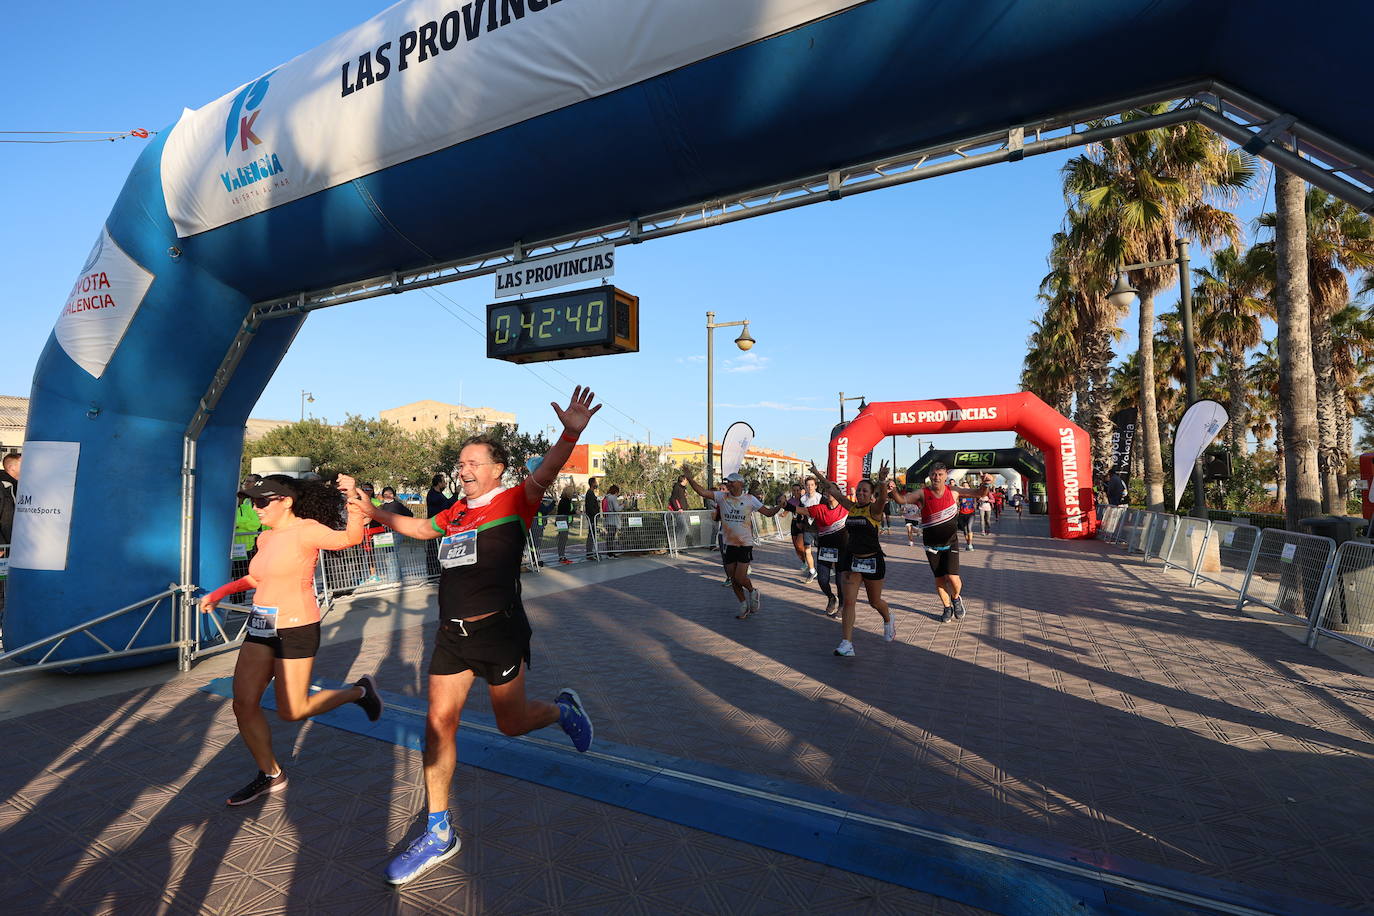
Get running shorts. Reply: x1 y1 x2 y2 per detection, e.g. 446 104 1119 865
429 605 533 685
904 517 921 529
723 545 754 565
840 552 886 581
957 514 972 532
925 543 960 577
244 622 321 660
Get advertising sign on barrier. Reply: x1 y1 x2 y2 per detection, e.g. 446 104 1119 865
1281 543 1297 563
230 543 248 559
627 517 643 528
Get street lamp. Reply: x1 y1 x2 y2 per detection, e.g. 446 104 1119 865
705 312 756 491
1107 237 1206 518
299 390 314 421
839 393 866 422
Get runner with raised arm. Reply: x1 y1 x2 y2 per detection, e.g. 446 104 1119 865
199 473 381 807
808 460 896 657
805 486 849 618
683 468 784 619
354 386 600 886
890 463 992 622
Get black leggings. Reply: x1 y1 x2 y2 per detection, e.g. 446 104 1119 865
817 561 836 599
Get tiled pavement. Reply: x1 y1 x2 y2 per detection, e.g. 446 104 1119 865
2 514 1372 913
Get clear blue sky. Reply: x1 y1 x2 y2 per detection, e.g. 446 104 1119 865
3 1 1273 473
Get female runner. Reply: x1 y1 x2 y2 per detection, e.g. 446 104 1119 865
805 485 848 618
809 460 896 657
200 473 383 806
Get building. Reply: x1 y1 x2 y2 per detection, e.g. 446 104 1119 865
0 395 26 454
662 436 809 482
380 400 516 436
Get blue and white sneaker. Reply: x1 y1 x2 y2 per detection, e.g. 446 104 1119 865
556 688 593 752
385 828 461 886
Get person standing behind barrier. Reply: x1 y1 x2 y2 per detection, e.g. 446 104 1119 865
532 489 555 566
809 461 896 657
683 468 784 619
902 488 922 547
668 474 691 548
426 474 455 517
555 487 575 564
351 387 599 885
805 487 849 618
199 474 381 807
233 474 263 562
584 477 601 561
1105 469 1128 507
601 484 622 554
890 463 991 622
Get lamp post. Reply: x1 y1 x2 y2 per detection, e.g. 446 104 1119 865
839 393 866 422
705 312 756 491
299 390 314 421
1107 238 1206 518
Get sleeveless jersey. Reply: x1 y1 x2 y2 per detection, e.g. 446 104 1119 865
921 486 959 546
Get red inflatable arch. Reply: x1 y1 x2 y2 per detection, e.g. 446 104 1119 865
827 392 1097 539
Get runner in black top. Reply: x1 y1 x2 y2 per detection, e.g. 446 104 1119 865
355 386 600 886
809 460 896 657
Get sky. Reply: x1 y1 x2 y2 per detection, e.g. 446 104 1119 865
3 0 1276 476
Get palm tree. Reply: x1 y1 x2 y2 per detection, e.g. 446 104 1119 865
1271 167 1321 527
1193 246 1271 456
1022 295 1080 420
1259 188 1374 511
1062 107 1257 510
1249 341 1284 510
1330 303 1374 505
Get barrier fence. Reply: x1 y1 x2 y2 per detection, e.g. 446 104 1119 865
1109 509 1369 656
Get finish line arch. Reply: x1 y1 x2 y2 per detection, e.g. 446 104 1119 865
827 393 1096 539
8 0 1373 668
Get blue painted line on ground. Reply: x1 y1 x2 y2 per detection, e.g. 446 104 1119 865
200 677 1352 916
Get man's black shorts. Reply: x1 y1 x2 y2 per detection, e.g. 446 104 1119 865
904 517 921 529
723 545 754 565
840 552 886 581
925 544 960 577
244 622 321 660
429 605 532 686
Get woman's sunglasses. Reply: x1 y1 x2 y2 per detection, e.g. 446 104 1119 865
250 495 284 509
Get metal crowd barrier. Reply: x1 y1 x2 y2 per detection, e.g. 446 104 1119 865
1236 528 1337 622
1308 540 1374 651
1099 506 1129 542
529 512 599 564
0 542 8 635
594 510 674 558
1194 520 1261 594
670 509 718 551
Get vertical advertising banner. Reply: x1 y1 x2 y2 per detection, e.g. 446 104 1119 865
9 441 81 571
1110 406 1137 478
1172 400 1229 509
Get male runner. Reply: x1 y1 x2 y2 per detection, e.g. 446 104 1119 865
355 386 600 886
957 489 977 550
684 469 784 618
786 478 822 580
891 463 991 622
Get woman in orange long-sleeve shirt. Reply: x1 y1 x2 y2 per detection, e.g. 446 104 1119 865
201 473 380 806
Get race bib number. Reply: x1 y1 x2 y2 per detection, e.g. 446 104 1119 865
817 546 839 564
438 529 478 568
230 543 248 560
555 519 569 530
851 556 878 575
247 605 279 639
371 532 395 547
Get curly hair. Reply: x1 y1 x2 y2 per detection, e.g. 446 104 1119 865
262 474 347 529
460 434 510 470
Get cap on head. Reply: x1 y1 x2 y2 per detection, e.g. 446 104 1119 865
242 475 299 501
724 472 745 484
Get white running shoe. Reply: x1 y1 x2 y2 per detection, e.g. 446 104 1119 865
749 589 761 612
833 639 855 657
883 619 896 642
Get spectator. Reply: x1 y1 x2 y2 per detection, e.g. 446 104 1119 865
532 489 555 566
555 486 575 564
379 487 414 517
668 474 691 547
1105 469 1128 507
584 477 601 560
602 484 622 554
0 452 19 545
426 474 454 518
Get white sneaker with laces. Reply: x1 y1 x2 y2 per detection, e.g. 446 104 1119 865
833 639 855 657
883 619 896 642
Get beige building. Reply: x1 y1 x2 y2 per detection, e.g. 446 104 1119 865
0 395 26 454
381 400 516 435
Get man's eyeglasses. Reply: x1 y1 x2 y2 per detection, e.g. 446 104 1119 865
456 461 497 471
251 495 284 509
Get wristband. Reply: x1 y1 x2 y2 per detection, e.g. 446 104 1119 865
560 431 578 444
204 577 253 605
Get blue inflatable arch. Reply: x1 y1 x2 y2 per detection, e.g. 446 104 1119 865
8 0 1374 670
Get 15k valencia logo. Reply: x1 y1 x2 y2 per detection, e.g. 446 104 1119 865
220 70 286 193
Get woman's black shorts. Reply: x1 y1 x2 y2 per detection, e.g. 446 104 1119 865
244 622 321 660
429 606 533 686
840 552 886 581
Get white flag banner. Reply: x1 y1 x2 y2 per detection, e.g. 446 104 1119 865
9 441 81 571
54 227 155 379
1172 399 1229 509
160 0 866 238
720 421 754 477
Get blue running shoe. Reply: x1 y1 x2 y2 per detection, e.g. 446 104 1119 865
385 829 460 886
556 688 593 752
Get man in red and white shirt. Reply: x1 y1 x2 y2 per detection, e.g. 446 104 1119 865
892 463 991 623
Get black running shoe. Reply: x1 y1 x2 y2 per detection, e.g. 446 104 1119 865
354 673 383 722
953 596 967 620
940 605 954 623
226 769 287 806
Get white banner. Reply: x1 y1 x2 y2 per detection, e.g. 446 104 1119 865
9 441 81 571
54 228 155 379
160 0 865 238
1172 399 1228 509
495 244 614 297
720 421 754 477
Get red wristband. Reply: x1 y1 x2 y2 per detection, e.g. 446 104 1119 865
560 431 578 444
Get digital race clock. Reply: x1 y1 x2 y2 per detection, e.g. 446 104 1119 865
486 285 639 364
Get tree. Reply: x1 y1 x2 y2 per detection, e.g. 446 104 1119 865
1272 166 1322 527
1193 245 1271 456
242 419 343 478
333 415 436 493
1021 300 1079 420
1061 107 1257 510
600 444 681 509
1249 341 1284 510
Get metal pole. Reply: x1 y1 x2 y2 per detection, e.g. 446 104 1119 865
706 311 714 492
839 391 845 423
1176 239 1208 519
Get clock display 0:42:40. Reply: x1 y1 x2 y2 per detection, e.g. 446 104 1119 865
493 298 606 344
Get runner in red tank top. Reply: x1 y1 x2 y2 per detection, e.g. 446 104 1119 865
890 462 992 622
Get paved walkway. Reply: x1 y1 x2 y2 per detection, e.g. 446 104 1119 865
1 516 1371 913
